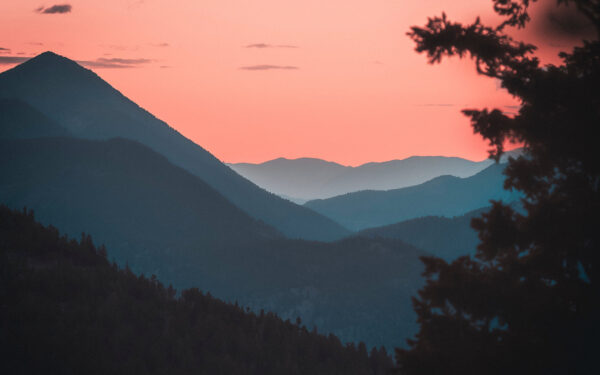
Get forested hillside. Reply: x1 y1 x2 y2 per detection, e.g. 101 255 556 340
0 205 393 375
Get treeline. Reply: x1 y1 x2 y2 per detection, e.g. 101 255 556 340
0 205 393 375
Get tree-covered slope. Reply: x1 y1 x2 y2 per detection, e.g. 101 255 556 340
0 205 394 375
0 52 349 241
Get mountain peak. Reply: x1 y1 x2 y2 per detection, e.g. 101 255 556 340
3 51 99 87
19 51 80 69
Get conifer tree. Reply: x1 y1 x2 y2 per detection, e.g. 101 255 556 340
396 1 599 374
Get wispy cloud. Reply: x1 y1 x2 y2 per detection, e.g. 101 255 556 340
78 57 152 69
101 44 139 51
0 56 31 65
244 43 298 49
0 54 152 69
240 64 299 71
0 47 10 54
35 4 72 14
151 43 170 47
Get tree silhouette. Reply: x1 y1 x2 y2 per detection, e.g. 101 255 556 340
396 1 599 374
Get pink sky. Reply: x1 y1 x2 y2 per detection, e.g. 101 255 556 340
0 1 588 165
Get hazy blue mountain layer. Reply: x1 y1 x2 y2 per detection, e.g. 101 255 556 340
305 163 523 231
229 155 494 201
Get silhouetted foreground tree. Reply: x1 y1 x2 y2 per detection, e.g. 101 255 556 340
396 1 599 374
0 205 393 375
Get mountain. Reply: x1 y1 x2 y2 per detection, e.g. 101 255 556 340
0 205 394 375
305 163 523 231
229 158 349 202
0 137 280 265
0 98 69 139
359 207 489 261
0 136 427 349
359 201 526 261
0 52 349 241
229 151 523 201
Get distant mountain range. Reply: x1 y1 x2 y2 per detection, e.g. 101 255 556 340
305 163 523 231
0 52 435 349
0 51 525 350
0 52 348 241
228 151 522 202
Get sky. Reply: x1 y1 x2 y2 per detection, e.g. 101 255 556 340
0 1 593 166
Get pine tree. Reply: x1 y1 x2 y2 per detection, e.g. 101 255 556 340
395 1 599 374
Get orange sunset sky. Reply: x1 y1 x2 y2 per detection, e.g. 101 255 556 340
0 1 589 165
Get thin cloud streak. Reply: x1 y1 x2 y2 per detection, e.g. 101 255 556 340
79 57 152 69
0 55 152 69
240 65 299 71
35 4 72 14
96 57 152 64
0 56 30 65
244 43 298 49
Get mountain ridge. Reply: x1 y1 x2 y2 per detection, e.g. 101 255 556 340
0 51 349 241
304 163 523 230
229 150 523 202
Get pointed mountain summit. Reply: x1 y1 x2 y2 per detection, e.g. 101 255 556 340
0 51 349 240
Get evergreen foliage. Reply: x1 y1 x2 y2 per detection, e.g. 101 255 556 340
396 1 599 374
0 205 393 375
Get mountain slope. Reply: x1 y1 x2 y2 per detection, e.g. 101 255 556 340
0 137 280 272
359 207 489 261
0 205 394 375
229 156 493 201
0 136 427 349
0 98 69 139
305 163 522 231
0 52 349 241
